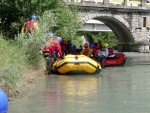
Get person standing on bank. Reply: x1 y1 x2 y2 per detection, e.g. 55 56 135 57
41 32 63 75
21 15 39 33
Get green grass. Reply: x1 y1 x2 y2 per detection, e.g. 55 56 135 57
0 11 57 93
0 35 27 91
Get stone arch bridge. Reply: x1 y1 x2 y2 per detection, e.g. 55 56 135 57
66 0 150 52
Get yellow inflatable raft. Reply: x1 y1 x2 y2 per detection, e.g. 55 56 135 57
52 54 101 74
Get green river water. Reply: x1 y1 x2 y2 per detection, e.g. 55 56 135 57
9 52 150 113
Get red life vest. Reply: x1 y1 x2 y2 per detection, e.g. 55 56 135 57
83 48 89 56
43 38 62 56
25 20 35 33
108 47 114 56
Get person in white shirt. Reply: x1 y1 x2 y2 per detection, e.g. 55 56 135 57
104 43 115 60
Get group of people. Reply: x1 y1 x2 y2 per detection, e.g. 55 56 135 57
80 42 115 68
21 15 115 75
40 32 116 75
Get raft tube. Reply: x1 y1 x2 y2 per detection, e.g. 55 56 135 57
0 88 8 113
104 53 126 67
52 55 101 74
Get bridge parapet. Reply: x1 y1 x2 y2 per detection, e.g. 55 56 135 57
64 0 150 52
64 0 150 10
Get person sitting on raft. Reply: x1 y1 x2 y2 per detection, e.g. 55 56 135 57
81 43 93 57
92 43 105 68
104 43 115 60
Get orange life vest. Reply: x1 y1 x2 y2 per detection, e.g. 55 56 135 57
25 20 35 33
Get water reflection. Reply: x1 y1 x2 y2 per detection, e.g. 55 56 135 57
61 76 101 96
43 75 102 113
9 52 150 113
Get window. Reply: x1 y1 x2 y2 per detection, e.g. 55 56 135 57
143 17 146 27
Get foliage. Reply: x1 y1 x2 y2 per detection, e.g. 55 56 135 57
93 32 118 47
0 1 82 93
0 10 57 90
54 6 83 40
0 0 82 40
16 10 57 67
79 31 118 48
32 0 61 14
0 34 27 90
71 36 83 48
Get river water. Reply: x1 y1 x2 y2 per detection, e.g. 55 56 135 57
9 52 150 113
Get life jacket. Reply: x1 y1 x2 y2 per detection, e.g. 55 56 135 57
25 20 35 33
93 49 103 57
108 47 114 56
43 38 57 56
83 48 89 56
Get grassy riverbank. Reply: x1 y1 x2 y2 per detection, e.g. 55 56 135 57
0 34 45 97
0 3 82 98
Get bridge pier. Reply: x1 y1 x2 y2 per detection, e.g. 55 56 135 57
118 43 150 53
141 0 146 7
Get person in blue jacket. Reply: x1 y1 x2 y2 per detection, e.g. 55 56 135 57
0 88 8 113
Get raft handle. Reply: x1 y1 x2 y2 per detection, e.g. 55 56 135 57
75 55 78 60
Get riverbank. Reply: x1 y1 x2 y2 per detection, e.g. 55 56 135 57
8 63 46 102
0 34 47 101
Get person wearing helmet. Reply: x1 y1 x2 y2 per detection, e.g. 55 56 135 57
48 32 54 37
30 15 37 20
89 43 95 49
81 43 93 57
0 88 8 113
41 33 63 75
21 15 39 33
72 45 77 55
66 40 73 54
60 38 68 56
104 43 115 60
55 36 62 42
93 43 105 68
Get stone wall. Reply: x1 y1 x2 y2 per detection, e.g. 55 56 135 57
77 6 150 52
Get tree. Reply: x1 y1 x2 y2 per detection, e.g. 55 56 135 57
78 31 118 48
0 0 82 39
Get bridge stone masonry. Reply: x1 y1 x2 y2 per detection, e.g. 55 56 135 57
65 0 150 52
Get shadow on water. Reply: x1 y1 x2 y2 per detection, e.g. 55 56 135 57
125 52 150 66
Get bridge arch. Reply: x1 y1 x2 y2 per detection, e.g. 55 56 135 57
80 13 135 51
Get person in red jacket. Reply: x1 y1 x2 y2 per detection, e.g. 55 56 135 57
21 15 39 33
41 32 63 75
93 43 105 68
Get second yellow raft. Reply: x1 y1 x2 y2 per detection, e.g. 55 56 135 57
52 54 101 74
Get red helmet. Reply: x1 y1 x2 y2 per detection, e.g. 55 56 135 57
84 43 89 48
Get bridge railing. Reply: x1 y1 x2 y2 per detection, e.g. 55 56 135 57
64 0 150 8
